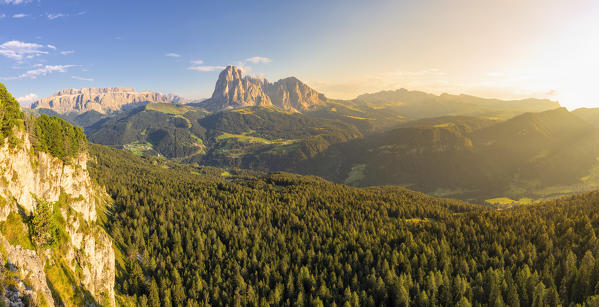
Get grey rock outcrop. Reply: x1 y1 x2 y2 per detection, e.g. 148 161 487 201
0 131 115 306
207 66 327 112
1 236 54 306
210 66 272 109
30 87 180 114
266 77 327 112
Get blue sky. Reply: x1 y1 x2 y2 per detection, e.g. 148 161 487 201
2 0 599 109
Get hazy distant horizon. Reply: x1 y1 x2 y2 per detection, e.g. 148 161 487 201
2 0 598 109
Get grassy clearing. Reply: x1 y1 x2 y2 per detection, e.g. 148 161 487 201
123 142 153 155
45 259 88 306
267 141 301 153
0 211 34 250
433 123 454 128
345 115 371 120
221 171 231 177
485 197 536 206
344 164 366 185
231 108 257 115
216 131 272 144
146 103 194 115
404 218 431 223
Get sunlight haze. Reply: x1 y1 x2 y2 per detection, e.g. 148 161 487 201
1 0 598 109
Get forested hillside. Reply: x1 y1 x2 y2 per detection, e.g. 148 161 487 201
81 104 362 171
89 143 599 306
302 108 599 202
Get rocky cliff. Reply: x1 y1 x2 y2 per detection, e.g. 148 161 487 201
30 87 181 114
266 77 327 112
210 66 272 109
0 83 115 306
206 66 327 112
0 130 115 306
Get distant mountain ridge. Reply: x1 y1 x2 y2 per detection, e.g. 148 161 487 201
354 88 561 119
30 87 187 114
203 66 328 112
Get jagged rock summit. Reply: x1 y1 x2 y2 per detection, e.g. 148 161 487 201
206 66 328 112
30 87 184 114
211 66 272 109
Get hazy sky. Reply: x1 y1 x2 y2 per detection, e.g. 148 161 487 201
1 0 598 109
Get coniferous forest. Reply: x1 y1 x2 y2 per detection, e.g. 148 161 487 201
89 144 599 306
3 2 599 306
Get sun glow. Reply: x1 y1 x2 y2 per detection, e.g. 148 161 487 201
488 9 599 110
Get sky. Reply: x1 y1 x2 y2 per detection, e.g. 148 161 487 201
1 0 599 110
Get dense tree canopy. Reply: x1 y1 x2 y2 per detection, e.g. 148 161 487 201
89 144 599 306
0 82 24 145
28 114 87 160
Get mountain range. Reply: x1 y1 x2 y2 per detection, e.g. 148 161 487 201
27 66 574 202
30 87 189 114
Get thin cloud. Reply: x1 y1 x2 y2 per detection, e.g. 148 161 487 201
2 0 32 4
60 50 74 55
165 53 181 58
47 44 56 50
0 14 5 19
72 75 93 82
16 93 38 105
245 56 271 64
187 56 270 73
47 13 67 20
187 65 225 72
0 40 48 60
4 64 75 80
74 11 86 16
12 13 26 18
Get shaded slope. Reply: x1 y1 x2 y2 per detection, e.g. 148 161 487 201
300 108 599 201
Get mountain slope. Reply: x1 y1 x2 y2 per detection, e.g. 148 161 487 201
89 141 599 306
354 88 561 119
300 108 599 201
30 87 182 114
85 103 362 171
573 107 599 129
0 83 115 306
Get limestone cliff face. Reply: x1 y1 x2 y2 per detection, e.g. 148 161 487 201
0 131 115 306
207 66 327 112
266 77 327 112
1 236 54 306
30 87 180 114
210 66 272 109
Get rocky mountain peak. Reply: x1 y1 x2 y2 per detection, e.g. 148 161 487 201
210 66 272 110
267 77 327 112
207 66 326 112
30 87 181 114
219 65 245 82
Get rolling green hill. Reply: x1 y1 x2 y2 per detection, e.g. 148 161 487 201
85 104 362 170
